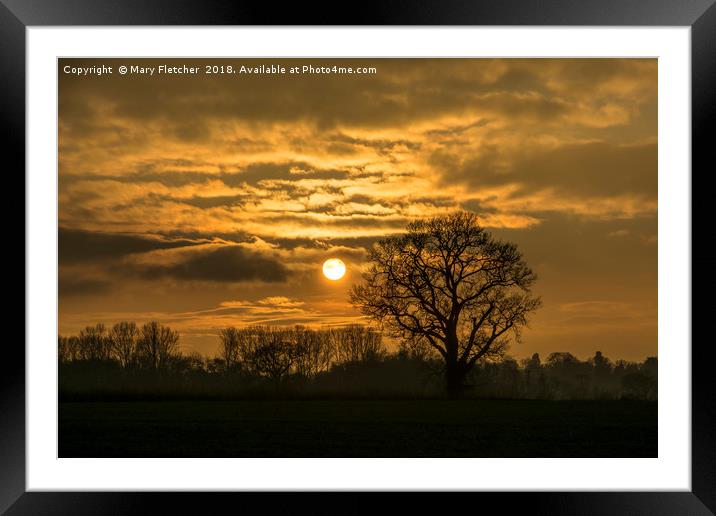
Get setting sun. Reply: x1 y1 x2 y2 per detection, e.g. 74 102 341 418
323 258 346 281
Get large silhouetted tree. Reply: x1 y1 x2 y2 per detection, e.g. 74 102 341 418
350 212 541 397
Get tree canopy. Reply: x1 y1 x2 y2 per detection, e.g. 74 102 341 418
351 211 541 395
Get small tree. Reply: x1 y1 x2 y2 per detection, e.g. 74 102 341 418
219 327 241 371
58 335 81 364
329 325 385 364
77 323 112 362
110 321 139 368
251 328 294 383
292 326 332 379
351 212 540 397
137 321 180 370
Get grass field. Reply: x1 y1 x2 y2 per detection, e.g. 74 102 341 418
59 399 657 457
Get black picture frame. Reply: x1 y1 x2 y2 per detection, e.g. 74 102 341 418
4 1 715 513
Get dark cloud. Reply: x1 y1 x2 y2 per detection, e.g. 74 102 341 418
137 246 288 283
261 212 409 232
460 199 499 215
475 92 570 121
326 133 422 157
62 171 214 188
172 194 249 209
172 120 211 142
59 227 201 264
490 213 657 286
231 137 272 152
434 141 657 199
219 161 349 188
491 68 550 94
59 59 656 133
425 119 491 138
154 229 252 244
59 277 112 297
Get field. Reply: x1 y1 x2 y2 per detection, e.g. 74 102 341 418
59 399 657 457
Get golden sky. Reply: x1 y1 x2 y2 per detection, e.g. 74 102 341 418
58 58 657 360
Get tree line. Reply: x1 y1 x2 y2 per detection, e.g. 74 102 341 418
59 321 180 370
59 321 656 401
59 322 386 380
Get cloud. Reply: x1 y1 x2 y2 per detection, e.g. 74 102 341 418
135 245 288 283
59 277 112 297
59 227 201 264
324 132 422 158
219 161 350 188
58 59 657 243
98 171 215 187
257 296 305 308
554 300 656 330
433 141 657 200
170 194 249 209
59 59 656 138
559 300 635 314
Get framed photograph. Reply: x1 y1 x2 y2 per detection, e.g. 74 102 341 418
7 0 715 512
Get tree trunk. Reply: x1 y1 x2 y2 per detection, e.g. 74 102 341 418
444 330 464 398
445 361 465 399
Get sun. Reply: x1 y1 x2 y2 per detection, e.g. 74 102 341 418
322 258 346 281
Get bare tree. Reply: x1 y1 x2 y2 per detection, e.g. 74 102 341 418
219 327 241 371
250 328 294 382
109 321 139 368
58 335 81 363
235 326 260 375
137 321 180 370
329 325 385 364
292 326 332 378
398 337 440 362
351 212 540 397
77 324 112 362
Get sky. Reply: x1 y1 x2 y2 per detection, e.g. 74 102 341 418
58 58 657 361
